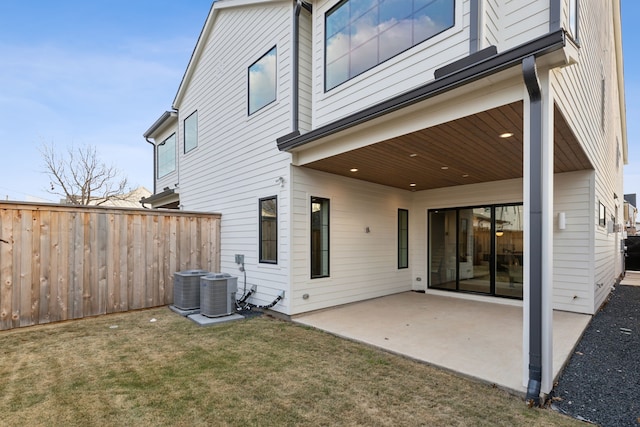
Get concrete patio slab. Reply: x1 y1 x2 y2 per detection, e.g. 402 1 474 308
293 291 591 396
621 271 640 286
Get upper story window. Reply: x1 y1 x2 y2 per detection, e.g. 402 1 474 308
248 46 277 115
184 111 198 153
569 0 578 40
157 133 176 178
325 0 455 91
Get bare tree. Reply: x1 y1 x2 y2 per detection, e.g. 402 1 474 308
40 143 129 205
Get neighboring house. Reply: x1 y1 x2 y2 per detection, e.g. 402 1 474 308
61 186 151 208
143 0 627 399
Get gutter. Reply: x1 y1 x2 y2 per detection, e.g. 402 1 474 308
277 29 569 151
145 137 157 194
522 55 543 407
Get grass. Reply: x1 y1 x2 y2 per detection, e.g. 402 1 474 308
0 307 582 426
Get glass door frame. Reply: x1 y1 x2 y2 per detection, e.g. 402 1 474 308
427 202 523 300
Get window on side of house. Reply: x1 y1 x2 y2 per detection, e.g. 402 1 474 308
398 209 409 269
248 46 277 115
311 197 330 278
157 133 176 178
325 0 455 91
184 111 198 153
599 201 606 227
259 196 278 264
569 0 578 40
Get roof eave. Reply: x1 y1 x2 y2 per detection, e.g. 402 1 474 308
277 29 571 152
143 111 178 139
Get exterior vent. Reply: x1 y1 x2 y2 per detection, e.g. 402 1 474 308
200 273 238 317
173 269 209 310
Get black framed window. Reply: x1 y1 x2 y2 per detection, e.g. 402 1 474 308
248 46 277 115
259 196 278 263
311 197 330 278
398 209 409 269
325 0 455 91
184 111 198 153
599 201 606 227
157 133 176 178
569 0 578 40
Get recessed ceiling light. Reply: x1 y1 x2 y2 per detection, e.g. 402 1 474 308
441 166 449 170
409 153 417 157
409 183 417 187
350 168 358 172
462 174 469 178
500 132 514 138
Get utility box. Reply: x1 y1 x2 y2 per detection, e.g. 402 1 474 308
200 273 238 317
173 270 209 310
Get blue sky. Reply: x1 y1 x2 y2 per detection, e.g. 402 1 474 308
0 1 638 203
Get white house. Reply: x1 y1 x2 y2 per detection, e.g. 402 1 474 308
143 0 627 402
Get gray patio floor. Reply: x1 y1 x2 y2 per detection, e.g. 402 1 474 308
293 291 591 396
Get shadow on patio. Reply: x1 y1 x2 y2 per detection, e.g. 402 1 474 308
293 291 590 396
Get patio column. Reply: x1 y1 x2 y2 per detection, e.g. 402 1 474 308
522 56 554 402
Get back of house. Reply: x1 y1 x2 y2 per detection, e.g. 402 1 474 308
143 0 626 357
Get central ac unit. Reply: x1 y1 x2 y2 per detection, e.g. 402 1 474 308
200 273 238 317
173 269 209 310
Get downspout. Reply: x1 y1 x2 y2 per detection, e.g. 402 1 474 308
292 1 312 133
292 0 302 133
145 137 157 195
522 55 543 406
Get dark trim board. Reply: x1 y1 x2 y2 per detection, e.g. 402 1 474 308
277 30 568 152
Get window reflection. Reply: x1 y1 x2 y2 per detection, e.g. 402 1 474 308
325 0 455 90
248 47 277 115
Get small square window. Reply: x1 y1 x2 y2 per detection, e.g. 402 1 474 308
248 47 277 115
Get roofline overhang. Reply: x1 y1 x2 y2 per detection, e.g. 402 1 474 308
277 29 576 152
140 187 178 205
613 0 628 163
143 111 178 139
173 0 290 109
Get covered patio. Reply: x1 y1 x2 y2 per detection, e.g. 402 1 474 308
293 291 591 396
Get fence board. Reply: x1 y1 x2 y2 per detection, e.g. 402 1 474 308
0 202 220 331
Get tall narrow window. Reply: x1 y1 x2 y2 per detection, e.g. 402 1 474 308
569 0 578 39
259 197 277 263
325 0 455 90
311 197 330 278
248 47 277 115
157 133 176 178
398 209 409 269
184 111 198 153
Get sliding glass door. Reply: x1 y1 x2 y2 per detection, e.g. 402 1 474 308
428 204 523 299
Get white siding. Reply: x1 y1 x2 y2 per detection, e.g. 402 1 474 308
552 0 624 312
290 167 413 314
174 3 295 313
553 170 594 314
500 0 549 50
411 174 594 313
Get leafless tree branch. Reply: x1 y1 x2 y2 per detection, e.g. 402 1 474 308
40 142 129 205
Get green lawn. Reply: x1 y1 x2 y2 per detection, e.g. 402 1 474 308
0 307 581 426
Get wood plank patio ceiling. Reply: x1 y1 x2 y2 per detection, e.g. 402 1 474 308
304 101 592 191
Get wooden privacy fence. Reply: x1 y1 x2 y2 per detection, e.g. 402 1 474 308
0 202 220 331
